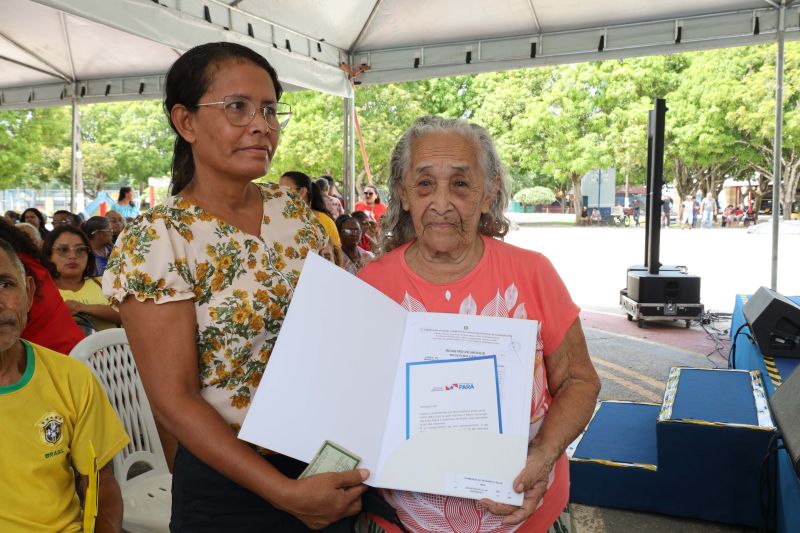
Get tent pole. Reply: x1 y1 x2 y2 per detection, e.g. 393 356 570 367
771 3 785 290
342 96 356 212
69 96 83 214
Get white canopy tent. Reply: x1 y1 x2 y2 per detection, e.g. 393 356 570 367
0 0 796 287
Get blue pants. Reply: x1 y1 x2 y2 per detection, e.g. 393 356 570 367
701 211 713 229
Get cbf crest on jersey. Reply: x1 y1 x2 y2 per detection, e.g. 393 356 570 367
37 412 64 445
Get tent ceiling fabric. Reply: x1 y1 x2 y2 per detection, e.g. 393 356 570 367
1 0 797 109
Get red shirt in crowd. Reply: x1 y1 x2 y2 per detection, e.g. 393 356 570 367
353 201 387 221
19 253 85 355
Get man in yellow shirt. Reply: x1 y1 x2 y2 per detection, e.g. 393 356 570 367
0 238 129 532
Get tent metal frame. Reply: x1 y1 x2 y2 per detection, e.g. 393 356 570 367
1 0 796 289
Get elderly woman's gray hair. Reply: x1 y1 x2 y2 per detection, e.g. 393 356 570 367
380 115 510 254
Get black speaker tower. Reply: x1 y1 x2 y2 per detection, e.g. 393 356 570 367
620 99 703 327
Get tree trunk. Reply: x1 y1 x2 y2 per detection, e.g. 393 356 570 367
571 172 583 224
782 150 800 221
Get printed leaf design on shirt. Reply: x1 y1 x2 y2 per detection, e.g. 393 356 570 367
480 290 509 317
504 283 518 310
459 294 478 315
512 302 527 319
401 292 427 312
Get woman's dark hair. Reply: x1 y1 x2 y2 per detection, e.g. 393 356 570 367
315 178 330 193
164 42 283 196
81 215 111 240
281 171 332 218
0 219 58 294
335 214 361 236
42 226 97 279
53 209 78 226
118 186 133 203
351 210 376 228
21 207 49 239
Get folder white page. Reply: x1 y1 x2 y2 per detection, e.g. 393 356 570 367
238 253 538 504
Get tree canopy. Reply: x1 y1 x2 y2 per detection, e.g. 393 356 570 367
2 42 799 218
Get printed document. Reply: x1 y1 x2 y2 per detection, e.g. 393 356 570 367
239 253 538 504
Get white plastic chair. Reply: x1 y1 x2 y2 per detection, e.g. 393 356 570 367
70 328 171 532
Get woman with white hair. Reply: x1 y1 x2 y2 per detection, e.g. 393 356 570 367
358 116 600 533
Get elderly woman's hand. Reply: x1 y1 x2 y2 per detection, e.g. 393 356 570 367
479 438 560 525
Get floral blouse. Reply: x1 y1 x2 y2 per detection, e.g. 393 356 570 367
103 183 325 430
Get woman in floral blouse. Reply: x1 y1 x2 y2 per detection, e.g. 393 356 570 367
103 42 368 532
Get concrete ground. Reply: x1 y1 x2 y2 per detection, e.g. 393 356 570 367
500 218 786 532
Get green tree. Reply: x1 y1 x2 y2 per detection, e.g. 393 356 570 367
514 186 556 212
0 107 70 187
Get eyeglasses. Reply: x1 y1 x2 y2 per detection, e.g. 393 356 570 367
196 96 292 130
53 245 90 257
341 228 361 235
92 229 113 235
52 219 72 226
363 192 375 197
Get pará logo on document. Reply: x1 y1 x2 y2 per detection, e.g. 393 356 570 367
431 382 476 391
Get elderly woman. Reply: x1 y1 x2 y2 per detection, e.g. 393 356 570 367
357 116 600 533
102 42 366 532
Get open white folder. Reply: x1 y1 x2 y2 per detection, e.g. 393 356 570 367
239 253 538 505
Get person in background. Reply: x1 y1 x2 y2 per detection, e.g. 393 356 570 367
21 208 49 240
317 177 345 219
52 210 79 228
335 214 374 275
111 186 140 221
633 197 641 226
280 171 341 249
358 116 600 533
0 221 85 354
680 195 694 230
700 192 717 229
354 184 387 222
4 211 20 225
661 196 672 228
105 211 126 244
82 216 114 275
321 175 345 205
104 41 366 531
0 238 128 533
350 211 377 252
43 226 121 333
15 223 42 248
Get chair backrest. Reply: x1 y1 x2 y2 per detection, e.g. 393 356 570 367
70 328 169 485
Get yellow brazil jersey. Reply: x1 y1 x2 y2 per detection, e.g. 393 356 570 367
0 341 129 532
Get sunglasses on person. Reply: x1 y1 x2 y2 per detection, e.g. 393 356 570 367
53 244 90 257
364 191 375 197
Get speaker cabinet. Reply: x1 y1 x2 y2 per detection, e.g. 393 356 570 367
743 287 800 359
626 270 701 304
770 366 800 476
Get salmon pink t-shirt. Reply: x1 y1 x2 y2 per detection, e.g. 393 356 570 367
357 235 579 533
